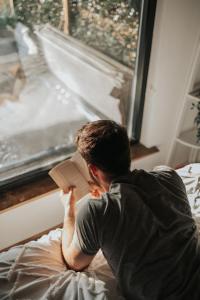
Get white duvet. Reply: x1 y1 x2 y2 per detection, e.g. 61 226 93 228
0 163 200 300
0 228 123 300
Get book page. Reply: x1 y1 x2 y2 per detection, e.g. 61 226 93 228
49 159 90 201
71 151 92 182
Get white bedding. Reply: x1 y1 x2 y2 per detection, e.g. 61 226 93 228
0 228 124 300
0 163 200 300
176 164 200 217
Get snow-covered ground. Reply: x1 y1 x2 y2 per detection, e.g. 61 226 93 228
0 23 132 182
0 25 99 181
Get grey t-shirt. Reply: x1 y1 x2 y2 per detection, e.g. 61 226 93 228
74 167 200 300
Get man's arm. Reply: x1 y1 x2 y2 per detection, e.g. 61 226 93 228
61 188 95 271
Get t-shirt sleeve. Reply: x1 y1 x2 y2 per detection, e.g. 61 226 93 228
73 198 101 256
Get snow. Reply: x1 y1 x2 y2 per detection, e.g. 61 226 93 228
0 23 131 181
0 24 99 179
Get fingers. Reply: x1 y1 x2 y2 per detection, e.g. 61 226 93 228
62 185 76 194
68 185 76 192
88 183 104 199
91 189 101 198
88 181 104 194
60 186 76 206
68 186 76 207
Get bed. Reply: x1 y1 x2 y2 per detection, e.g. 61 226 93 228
0 163 200 300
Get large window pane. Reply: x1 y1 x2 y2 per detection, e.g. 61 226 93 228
0 0 145 186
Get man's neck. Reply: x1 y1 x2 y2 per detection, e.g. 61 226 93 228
102 181 111 192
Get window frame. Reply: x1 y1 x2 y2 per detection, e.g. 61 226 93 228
0 0 157 191
129 0 157 142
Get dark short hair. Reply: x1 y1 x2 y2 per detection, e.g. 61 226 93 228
75 120 131 178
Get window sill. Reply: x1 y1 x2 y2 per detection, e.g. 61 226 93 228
0 143 159 212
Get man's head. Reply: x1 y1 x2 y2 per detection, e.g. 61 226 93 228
75 120 131 188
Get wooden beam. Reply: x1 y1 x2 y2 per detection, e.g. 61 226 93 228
62 0 69 34
9 0 15 16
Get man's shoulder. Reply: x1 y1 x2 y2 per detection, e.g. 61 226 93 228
111 166 184 199
152 165 174 172
151 165 176 175
150 165 181 182
150 165 186 195
111 167 178 186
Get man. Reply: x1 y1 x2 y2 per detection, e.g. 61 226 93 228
61 120 200 300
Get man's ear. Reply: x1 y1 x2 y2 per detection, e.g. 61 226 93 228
88 164 98 177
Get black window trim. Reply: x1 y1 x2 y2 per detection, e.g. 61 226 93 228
130 0 157 142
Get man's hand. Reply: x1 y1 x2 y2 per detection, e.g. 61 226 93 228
88 181 105 198
60 186 76 217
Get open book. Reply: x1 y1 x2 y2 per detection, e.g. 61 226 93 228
48 152 91 201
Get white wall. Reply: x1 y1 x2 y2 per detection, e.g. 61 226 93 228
138 0 200 169
0 190 64 251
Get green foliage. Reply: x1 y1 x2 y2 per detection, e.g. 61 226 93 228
0 2 17 28
14 0 63 29
70 0 138 25
6 0 139 68
69 0 139 68
191 101 200 143
0 15 16 28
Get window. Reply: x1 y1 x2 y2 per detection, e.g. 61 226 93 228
69 1 140 68
0 0 156 187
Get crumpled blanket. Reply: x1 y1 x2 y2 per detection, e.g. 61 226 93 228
0 229 123 300
176 164 200 222
1 163 200 300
